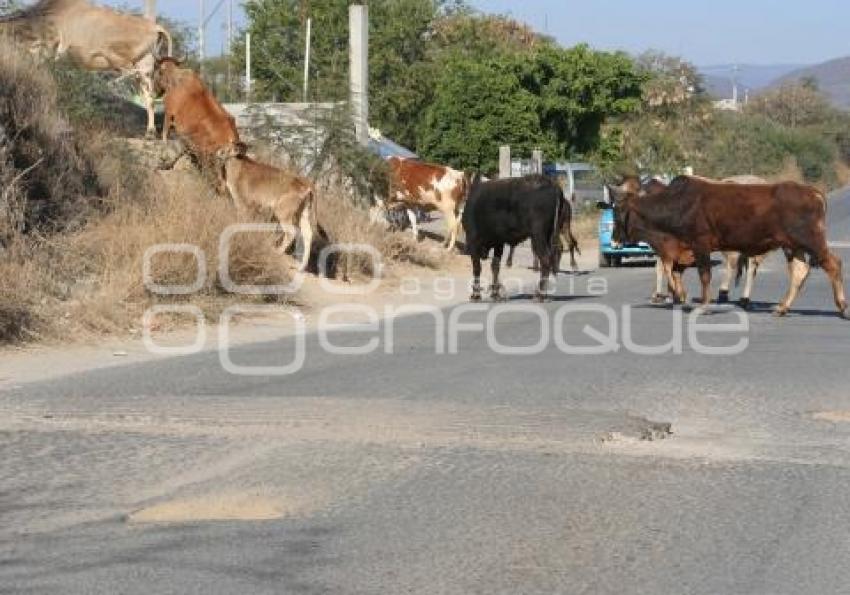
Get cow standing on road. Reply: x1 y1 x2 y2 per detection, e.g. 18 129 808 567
610 176 848 317
383 157 469 250
632 176 768 308
462 175 576 302
0 0 174 138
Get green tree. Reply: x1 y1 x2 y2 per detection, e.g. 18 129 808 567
235 0 457 148
519 44 645 156
747 81 834 129
417 55 547 173
418 45 644 173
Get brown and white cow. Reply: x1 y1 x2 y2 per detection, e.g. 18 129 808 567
217 146 317 273
0 0 174 137
383 157 469 250
610 175 847 317
154 58 244 191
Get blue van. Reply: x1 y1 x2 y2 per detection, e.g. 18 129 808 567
597 204 655 267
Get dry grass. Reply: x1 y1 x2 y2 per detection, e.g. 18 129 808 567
570 210 599 244
0 42 446 346
1 168 296 343
316 186 447 279
765 157 805 184
0 41 100 244
834 160 850 189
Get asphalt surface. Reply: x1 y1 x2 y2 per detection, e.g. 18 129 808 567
2 191 850 594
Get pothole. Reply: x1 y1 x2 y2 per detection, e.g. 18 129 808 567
810 411 850 423
598 418 673 444
127 493 304 523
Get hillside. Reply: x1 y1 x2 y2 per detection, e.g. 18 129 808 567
699 64 804 99
774 57 850 108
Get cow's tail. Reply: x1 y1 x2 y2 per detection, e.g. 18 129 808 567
155 26 173 58
562 205 581 272
735 254 748 287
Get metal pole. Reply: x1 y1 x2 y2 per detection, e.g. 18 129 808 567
199 0 206 75
144 0 156 21
303 18 312 103
227 0 233 54
226 0 233 97
245 32 252 101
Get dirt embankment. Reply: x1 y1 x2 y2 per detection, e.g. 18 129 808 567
0 43 447 348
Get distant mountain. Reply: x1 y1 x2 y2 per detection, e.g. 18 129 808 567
773 58 850 108
698 64 805 99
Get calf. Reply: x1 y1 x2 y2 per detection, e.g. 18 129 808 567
462 175 574 302
217 146 316 273
610 175 847 317
384 157 468 250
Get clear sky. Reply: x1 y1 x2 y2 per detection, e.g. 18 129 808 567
107 0 847 66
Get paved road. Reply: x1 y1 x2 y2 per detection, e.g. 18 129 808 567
2 192 850 594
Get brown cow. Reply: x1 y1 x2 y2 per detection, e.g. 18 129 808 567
609 175 848 317
217 145 316 273
384 157 469 250
635 176 768 308
154 57 243 190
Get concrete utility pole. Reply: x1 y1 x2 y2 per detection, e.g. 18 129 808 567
531 150 544 175
245 32 252 101
499 146 512 179
144 0 156 21
349 4 369 146
227 0 234 54
199 0 206 74
303 18 312 103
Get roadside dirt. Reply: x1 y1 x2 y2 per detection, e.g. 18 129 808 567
1 240 596 388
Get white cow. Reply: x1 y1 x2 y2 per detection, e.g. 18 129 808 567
1 0 174 138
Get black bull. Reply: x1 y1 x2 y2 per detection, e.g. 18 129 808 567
462 175 578 302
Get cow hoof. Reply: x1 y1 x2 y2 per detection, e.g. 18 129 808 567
489 285 506 302
470 293 482 303
773 308 789 318
718 290 730 304
650 294 667 305
739 298 752 310
840 308 850 320
145 130 157 140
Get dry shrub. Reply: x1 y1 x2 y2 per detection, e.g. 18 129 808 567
316 185 446 279
570 210 598 243
60 170 295 335
1 167 297 344
834 160 850 189
766 156 805 184
0 40 100 245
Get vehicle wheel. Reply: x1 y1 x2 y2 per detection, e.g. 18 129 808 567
612 256 623 267
599 253 613 268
